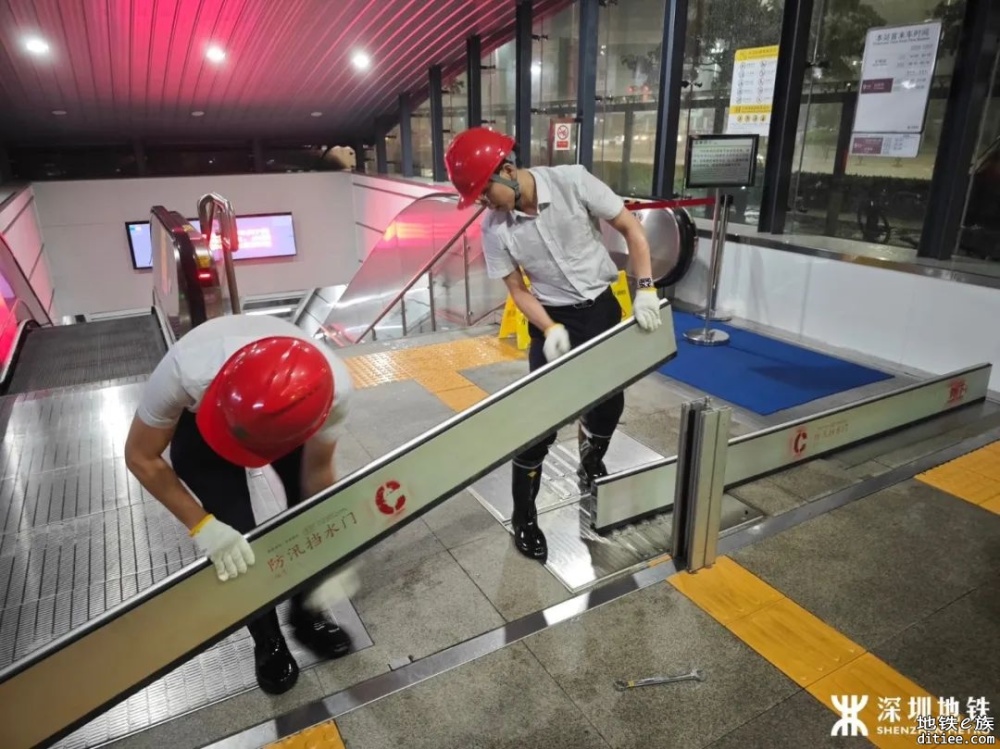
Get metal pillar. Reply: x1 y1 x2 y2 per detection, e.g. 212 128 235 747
466 35 483 127
757 0 814 234
0 147 10 183
652 0 689 197
515 0 533 164
133 140 148 176
251 139 265 173
670 400 731 572
918 0 1000 260
399 93 414 177
429 65 447 182
374 118 389 174
576 0 600 170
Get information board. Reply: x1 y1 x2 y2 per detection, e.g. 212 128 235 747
727 45 779 136
853 21 941 135
850 133 921 158
685 135 759 189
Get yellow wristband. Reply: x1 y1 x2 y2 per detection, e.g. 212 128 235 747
189 514 214 537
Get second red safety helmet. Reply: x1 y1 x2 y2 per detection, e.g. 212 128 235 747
196 336 335 468
445 127 516 209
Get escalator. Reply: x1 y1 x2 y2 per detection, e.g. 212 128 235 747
293 192 698 346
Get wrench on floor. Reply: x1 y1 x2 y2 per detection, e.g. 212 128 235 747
614 669 704 691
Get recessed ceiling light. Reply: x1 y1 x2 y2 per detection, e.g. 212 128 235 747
25 37 49 55
191 110 205 117
311 111 323 117
351 51 370 71
206 45 226 63
51 109 66 116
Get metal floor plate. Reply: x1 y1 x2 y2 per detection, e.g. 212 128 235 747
468 432 665 523
0 379 371 749
467 431 761 592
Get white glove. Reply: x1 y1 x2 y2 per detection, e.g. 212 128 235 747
543 323 572 362
633 289 661 332
191 515 255 582
303 564 361 612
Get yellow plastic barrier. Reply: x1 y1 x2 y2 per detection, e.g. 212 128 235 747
499 271 636 350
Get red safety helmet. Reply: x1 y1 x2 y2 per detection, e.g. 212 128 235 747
445 127 516 208
196 336 335 468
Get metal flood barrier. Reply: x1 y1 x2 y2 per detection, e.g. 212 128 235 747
0 303 678 749
594 363 993 535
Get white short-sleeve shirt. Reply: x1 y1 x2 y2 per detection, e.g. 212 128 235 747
136 314 353 444
480 164 623 306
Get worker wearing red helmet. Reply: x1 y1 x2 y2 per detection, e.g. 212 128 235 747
124 314 356 696
445 126 661 564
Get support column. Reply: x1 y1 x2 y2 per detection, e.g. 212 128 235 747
399 93 414 177
757 0 814 234
515 0 533 165
576 0 600 169
429 65 447 182
653 0 689 197
375 118 389 174
466 35 483 128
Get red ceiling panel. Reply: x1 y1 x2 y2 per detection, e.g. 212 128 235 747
0 0 572 146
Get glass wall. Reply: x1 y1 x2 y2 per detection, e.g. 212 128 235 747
444 71 470 140
411 98 434 178
593 0 665 197
482 39 516 139
675 0 785 224
385 124 402 175
786 0 966 249
955 50 1000 264
530 4 580 167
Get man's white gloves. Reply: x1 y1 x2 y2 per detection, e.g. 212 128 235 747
303 564 361 612
543 323 572 361
633 289 661 331
191 515 255 582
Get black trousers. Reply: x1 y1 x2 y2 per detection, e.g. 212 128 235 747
515 286 625 466
170 409 306 646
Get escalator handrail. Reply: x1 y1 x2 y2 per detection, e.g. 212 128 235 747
0 300 678 749
343 193 485 344
0 299 33 387
197 192 241 314
151 206 211 334
0 231 52 327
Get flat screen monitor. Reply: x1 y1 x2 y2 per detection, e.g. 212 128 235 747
126 212 297 270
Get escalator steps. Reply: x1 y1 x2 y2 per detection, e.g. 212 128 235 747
5 316 167 394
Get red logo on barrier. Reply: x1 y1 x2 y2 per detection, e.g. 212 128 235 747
375 480 406 516
947 379 968 405
792 428 809 457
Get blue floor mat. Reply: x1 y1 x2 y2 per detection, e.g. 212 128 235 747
658 311 893 415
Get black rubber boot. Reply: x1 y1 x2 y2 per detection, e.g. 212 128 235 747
511 461 547 562
290 597 353 660
577 425 611 495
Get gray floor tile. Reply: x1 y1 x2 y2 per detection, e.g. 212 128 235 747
422 489 505 550
460 360 526 394
617 404 681 458
730 476 807 516
344 380 455 459
99 671 326 749
871 573 1000 718
450 527 571 621
351 549 505 663
353 517 447 590
335 642 611 749
765 459 859 501
706 690 875 748
731 481 1000 651
311 644 393 696
523 583 799 749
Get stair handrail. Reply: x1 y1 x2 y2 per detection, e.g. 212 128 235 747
344 193 485 344
197 192 241 314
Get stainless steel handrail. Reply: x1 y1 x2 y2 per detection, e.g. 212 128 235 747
349 196 485 343
197 192 241 314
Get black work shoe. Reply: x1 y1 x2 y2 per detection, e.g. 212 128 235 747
291 607 352 660
511 462 547 562
254 636 299 695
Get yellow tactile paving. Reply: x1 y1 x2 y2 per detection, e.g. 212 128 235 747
264 719 345 749
981 495 1000 515
435 384 490 412
413 369 477 393
667 558 993 747
916 441 1000 507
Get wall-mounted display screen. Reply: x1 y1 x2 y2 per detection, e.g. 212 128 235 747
126 213 298 270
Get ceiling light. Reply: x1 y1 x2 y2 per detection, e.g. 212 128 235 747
206 45 226 63
51 109 66 116
191 110 205 117
311 111 323 117
25 37 49 55
351 51 370 71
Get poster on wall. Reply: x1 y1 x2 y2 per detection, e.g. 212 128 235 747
852 21 942 135
726 45 779 136
849 133 922 158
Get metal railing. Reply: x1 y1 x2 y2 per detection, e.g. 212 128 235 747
197 192 241 314
0 299 32 386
